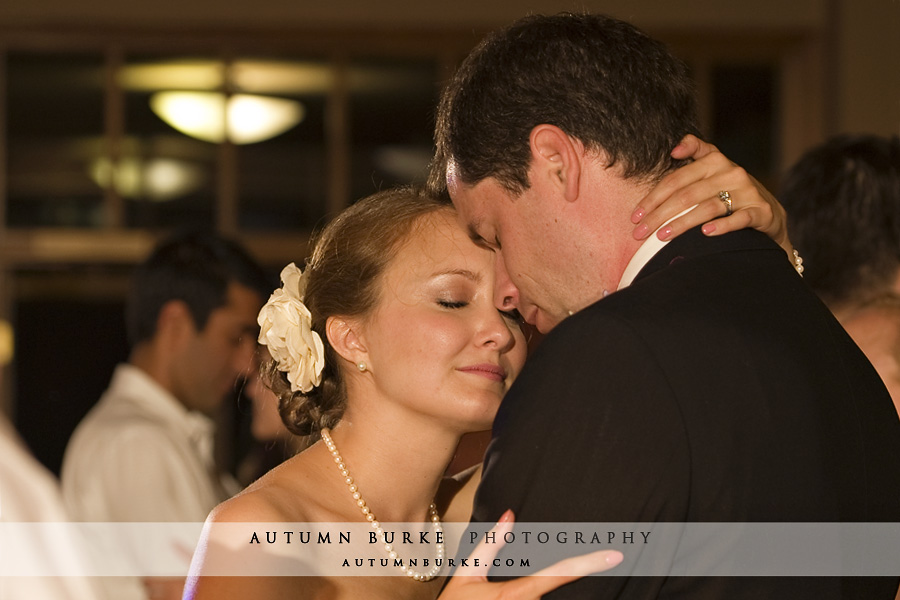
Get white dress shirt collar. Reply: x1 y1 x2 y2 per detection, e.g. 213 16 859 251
617 206 697 291
108 363 215 453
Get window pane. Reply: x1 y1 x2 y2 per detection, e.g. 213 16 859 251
12 266 129 475
232 58 329 231
349 58 438 200
712 64 777 184
119 55 220 228
6 52 105 227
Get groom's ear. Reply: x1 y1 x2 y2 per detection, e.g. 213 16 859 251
326 316 368 367
529 124 583 202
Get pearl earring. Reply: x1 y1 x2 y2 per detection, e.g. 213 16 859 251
357 362 367 372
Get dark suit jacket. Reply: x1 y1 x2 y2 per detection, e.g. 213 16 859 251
472 227 900 598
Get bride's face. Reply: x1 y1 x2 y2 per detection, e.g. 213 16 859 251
357 209 527 432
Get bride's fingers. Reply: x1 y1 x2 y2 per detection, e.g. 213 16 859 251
499 549 624 599
632 146 790 252
451 509 516 580
659 189 761 240
631 149 740 236
669 134 717 161
437 510 515 598
441 511 624 600
658 172 790 254
647 186 778 244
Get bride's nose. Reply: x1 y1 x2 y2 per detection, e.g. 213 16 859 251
477 306 516 352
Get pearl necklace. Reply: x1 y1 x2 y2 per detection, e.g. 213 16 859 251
320 428 444 581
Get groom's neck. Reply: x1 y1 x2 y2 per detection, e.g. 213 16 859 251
582 177 650 296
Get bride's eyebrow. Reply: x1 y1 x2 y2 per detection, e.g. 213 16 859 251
431 269 481 283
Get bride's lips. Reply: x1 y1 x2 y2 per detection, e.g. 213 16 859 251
458 363 508 382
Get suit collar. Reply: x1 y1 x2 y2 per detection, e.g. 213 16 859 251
633 226 780 284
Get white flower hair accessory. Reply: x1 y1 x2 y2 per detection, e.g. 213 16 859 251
257 262 326 393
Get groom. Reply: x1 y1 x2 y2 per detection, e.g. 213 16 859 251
431 13 900 598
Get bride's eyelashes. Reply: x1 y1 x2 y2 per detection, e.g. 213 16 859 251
435 299 523 325
438 299 468 309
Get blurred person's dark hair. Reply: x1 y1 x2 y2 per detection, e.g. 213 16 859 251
781 134 900 308
126 230 271 346
429 12 701 196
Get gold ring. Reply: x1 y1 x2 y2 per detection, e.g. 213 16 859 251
718 190 733 216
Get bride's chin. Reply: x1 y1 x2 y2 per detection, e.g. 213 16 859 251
438 392 502 432
450 408 499 435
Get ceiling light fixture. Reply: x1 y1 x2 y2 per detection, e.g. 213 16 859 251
149 91 304 144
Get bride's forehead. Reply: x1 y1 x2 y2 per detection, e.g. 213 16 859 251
393 215 490 271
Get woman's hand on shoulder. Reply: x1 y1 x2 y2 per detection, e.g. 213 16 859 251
437 510 623 600
632 135 793 256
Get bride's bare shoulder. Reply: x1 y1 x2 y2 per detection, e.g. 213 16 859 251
189 453 343 600
211 453 322 524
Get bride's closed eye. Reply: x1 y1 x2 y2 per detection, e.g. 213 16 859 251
438 299 468 309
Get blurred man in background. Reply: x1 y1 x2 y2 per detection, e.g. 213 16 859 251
62 230 268 600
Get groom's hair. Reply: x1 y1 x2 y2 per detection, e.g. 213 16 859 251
429 12 701 196
126 229 269 346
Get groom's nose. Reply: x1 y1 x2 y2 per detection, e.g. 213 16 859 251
493 253 520 311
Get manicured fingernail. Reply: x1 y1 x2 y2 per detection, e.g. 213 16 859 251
606 551 624 566
658 226 673 240
631 207 645 223
702 223 717 235
634 224 649 239
498 509 513 524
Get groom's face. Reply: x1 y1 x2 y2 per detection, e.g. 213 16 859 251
447 162 584 334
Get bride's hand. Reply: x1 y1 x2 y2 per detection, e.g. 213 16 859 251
437 510 623 600
631 134 793 256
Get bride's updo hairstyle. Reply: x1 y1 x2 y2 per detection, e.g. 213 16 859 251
264 186 451 436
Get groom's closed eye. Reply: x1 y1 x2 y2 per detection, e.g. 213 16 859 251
466 222 499 251
468 233 501 253
468 231 488 248
501 308 524 325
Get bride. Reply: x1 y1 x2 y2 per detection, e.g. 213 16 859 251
185 143 790 600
